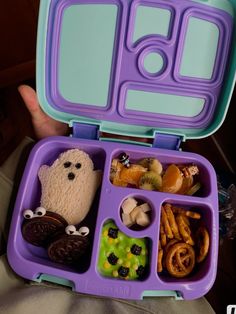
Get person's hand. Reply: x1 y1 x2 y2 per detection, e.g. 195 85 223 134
18 85 69 139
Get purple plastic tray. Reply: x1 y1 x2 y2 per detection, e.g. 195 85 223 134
45 0 233 129
8 136 219 300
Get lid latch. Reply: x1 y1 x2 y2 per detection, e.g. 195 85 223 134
72 122 99 140
153 133 182 150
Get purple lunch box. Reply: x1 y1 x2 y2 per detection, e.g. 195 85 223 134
7 0 236 301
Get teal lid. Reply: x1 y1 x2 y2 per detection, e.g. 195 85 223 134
37 0 236 140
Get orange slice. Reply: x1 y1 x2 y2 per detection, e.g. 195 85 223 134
162 164 183 194
113 176 128 187
120 164 147 186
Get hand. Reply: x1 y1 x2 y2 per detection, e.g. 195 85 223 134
18 85 69 139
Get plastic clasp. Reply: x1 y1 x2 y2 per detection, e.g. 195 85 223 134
72 123 99 140
153 133 182 150
35 274 74 290
142 290 183 300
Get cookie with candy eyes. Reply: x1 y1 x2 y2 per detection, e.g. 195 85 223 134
47 225 90 265
22 208 68 247
98 222 148 280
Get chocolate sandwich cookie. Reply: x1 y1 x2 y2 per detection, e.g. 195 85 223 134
22 211 68 247
47 234 90 265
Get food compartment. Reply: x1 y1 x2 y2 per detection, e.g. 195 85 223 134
8 137 107 275
109 148 214 197
174 7 232 86
127 1 175 49
97 220 151 281
157 201 214 283
120 196 154 231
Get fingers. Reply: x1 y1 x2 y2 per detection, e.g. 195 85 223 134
18 85 46 122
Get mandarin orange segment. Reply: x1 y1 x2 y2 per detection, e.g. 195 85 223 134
162 164 183 194
120 164 147 186
113 176 128 187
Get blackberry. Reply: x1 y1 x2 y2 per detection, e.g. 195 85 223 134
118 266 129 277
136 265 145 278
131 244 142 255
108 228 118 239
107 253 118 265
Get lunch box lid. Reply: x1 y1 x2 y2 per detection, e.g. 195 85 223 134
36 0 236 141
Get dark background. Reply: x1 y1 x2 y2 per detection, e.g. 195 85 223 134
0 1 235 312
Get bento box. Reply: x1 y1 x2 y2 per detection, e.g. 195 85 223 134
7 0 236 301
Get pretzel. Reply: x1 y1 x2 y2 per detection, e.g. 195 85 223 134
164 239 179 255
160 223 167 247
161 206 173 239
195 227 210 263
176 214 194 246
164 204 181 240
158 203 210 278
171 206 201 220
163 239 179 268
157 248 163 273
166 242 195 278
185 211 201 220
180 214 190 226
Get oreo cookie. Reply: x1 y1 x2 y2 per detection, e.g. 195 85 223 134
47 234 90 265
22 211 67 247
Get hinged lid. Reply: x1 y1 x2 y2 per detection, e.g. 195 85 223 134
37 0 236 140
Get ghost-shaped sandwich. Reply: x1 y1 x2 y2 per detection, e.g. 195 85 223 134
38 149 102 225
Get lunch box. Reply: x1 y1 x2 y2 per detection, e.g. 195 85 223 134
7 0 236 300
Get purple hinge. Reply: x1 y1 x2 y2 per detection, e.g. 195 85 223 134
72 123 99 140
153 133 182 150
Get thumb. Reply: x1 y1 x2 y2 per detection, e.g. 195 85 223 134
18 85 47 122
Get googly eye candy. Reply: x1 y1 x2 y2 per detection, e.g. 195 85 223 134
23 209 34 219
35 207 46 217
78 226 90 237
65 225 77 235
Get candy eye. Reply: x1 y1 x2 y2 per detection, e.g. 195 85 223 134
35 207 46 217
23 209 34 219
75 163 81 169
64 161 72 168
65 225 77 235
78 226 89 237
